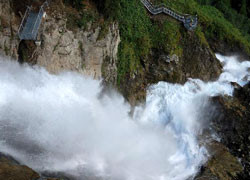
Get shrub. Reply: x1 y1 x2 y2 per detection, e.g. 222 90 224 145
64 0 83 9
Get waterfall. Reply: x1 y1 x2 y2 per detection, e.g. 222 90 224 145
0 54 249 180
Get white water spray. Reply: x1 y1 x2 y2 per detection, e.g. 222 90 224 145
0 54 249 180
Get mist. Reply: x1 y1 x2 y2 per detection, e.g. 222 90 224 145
0 54 249 180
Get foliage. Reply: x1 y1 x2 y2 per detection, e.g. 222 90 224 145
152 0 250 53
97 22 110 40
70 0 250 85
161 21 182 56
63 0 83 9
77 11 97 30
195 26 209 47
196 0 250 36
115 0 152 84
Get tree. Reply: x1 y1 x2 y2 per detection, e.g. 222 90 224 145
240 0 247 16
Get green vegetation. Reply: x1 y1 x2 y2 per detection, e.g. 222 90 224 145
152 0 250 53
97 22 110 40
77 11 98 30
115 0 152 84
66 9 98 31
66 0 250 85
94 0 185 84
93 0 250 84
63 0 84 9
195 26 209 46
196 0 250 39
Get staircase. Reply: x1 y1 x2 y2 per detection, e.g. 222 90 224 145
141 0 198 30
18 1 49 40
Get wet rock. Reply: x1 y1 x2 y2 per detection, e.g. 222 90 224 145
207 82 250 179
230 82 241 90
34 7 120 83
41 171 75 180
0 0 120 85
0 153 40 180
0 0 19 59
195 141 243 180
146 32 222 85
119 31 222 105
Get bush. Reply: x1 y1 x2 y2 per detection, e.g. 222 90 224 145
92 0 250 84
64 0 83 9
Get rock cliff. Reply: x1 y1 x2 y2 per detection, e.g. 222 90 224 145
0 0 250 180
0 0 19 59
0 0 120 85
196 83 250 180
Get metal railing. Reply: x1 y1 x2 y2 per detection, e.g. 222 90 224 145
31 6 44 36
18 0 51 40
18 6 31 39
140 0 198 30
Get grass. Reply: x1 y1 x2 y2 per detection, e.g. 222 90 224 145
97 21 110 40
77 10 98 30
67 0 250 85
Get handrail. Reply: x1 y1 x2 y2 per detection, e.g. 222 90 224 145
31 6 43 35
141 0 198 30
18 6 31 36
31 0 50 36
18 0 51 40
141 0 185 20
153 2 190 17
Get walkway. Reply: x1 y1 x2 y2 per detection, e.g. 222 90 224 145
141 0 198 30
18 1 49 40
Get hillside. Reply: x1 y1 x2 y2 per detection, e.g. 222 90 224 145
0 0 250 180
80 0 250 103
0 0 249 103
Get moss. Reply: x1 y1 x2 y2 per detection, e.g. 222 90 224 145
0 155 40 180
101 56 110 77
93 0 250 85
152 0 250 54
172 70 182 82
63 0 84 10
195 26 209 46
66 14 79 31
115 0 152 85
78 41 83 52
206 142 243 180
4 42 10 56
77 11 98 30
97 21 110 41
162 21 183 56
117 42 137 85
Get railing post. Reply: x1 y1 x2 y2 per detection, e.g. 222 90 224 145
18 0 50 40
141 0 197 30
31 6 44 39
18 6 31 39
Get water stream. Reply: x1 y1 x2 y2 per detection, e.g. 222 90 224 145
0 54 249 180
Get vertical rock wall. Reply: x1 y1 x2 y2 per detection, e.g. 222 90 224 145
0 0 121 85
0 0 19 59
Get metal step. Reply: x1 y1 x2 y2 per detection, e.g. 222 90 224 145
19 11 43 40
141 0 197 30
18 0 50 40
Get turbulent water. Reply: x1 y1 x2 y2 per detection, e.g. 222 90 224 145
0 54 249 180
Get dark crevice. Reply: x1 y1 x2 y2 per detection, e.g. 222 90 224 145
18 40 38 65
